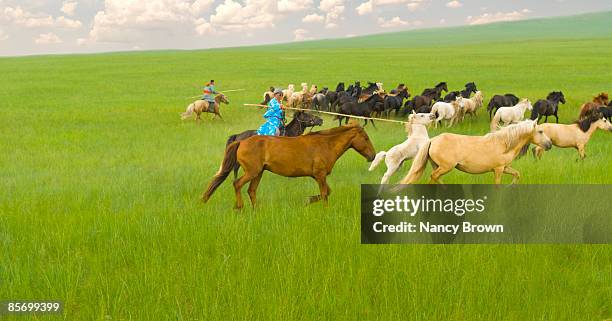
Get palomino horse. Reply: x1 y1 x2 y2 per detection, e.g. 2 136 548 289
456 91 484 121
430 100 462 128
202 124 376 209
490 99 532 131
400 120 552 184
181 94 229 122
369 112 435 184
533 116 612 160
579 92 609 119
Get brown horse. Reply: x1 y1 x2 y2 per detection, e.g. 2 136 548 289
202 124 376 209
180 94 229 122
578 92 608 119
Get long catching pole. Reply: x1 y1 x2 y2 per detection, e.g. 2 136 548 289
243 104 408 124
185 89 246 99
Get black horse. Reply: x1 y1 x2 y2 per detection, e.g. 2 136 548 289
225 111 324 178
599 105 612 122
443 91 461 102
383 87 410 118
421 82 448 100
530 91 566 123
401 90 439 115
460 82 478 98
336 93 384 127
331 91 356 111
487 93 520 119
361 82 379 97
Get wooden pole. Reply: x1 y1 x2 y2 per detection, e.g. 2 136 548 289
242 104 408 124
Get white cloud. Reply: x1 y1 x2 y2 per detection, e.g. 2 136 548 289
35 32 62 44
293 28 313 41
278 0 313 13
355 1 372 15
377 16 408 28
356 0 426 15
319 0 344 28
466 9 531 25
2 6 81 29
302 13 324 23
210 0 277 32
61 1 78 16
446 1 462 9
86 0 215 43
0 29 8 41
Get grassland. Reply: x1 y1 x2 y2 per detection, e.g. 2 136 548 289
1 12 611 320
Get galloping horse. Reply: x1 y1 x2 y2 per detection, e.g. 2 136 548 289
579 92 609 119
456 91 484 120
180 94 229 122
421 82 448 100
533 115 612 160
530 91 566 123
487 93 520 120
430 100 463 128
336 92 385 127
202 124 376 209
400 120 552 184
225 111 324 178
369 112 434 184
490 99 532 131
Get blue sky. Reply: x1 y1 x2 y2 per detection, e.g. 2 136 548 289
1 0 611 56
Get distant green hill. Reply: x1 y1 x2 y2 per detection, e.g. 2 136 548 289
250 11 612 50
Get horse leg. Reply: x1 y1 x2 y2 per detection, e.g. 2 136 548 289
380 160 401 185
429 165 453 184
555 113 559 123
544 115 549 123
493 167 504 184
577 145 586 160
309 175 329 204
233 172 258 210
503 166 521 184
370 119 376 128
247 172 263 208
363 119 368 127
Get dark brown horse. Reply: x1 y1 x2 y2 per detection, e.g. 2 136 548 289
202 124 376 209
579 92 609 119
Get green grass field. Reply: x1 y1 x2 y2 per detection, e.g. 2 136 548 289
1 12 611 320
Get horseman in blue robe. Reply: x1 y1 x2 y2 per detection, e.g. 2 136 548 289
257 89 286 136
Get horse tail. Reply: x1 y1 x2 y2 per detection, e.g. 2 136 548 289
202 141 241 203
368 151 387 171
226 134 239 147
400 141 431 184
490 110 501 132
181 104 194 120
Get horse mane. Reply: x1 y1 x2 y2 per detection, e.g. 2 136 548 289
574 113 602 132
306 124 361 136
593 92 609 104
485 120 535 152
436 82 447 88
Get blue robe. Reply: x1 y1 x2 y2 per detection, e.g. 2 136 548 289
257 98 285 136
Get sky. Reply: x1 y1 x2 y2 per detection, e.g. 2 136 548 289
0 0 611 56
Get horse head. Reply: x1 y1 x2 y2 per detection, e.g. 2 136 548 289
465 82 477 92
348 125 376 162
294 111 323 127
217 94 230 104
594 118 612 132
531 122 552 151
593 92 609 105
437 82 448 93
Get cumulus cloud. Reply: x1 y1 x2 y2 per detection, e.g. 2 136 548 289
61 1 78 16
35 32 62 44
356 0 426 15
302 13 324 23
293 28 313 41
377 16 408 28
466 9 531 25
319 0 344 28
210 0 278 32
446 1 462 8
278 0 313 13
2 6 81 29
86 0 215 43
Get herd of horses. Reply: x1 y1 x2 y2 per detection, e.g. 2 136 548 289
189 82 612 209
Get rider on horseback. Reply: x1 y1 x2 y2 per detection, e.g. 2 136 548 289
257 89 286 136
201 80 217 109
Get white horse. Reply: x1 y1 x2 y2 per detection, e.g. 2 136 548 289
282 84 295 102
457 91 483 120
490 99 532 131
369 112 434 184
431 100 462 128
